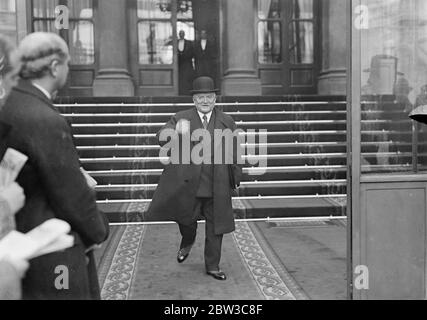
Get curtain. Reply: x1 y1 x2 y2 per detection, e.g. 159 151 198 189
258 0 272 19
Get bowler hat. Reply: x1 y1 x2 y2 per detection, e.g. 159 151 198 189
191 76 219 94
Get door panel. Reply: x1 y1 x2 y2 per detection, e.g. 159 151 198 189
128 0 178 96
31 0 98 97
257 0 320 95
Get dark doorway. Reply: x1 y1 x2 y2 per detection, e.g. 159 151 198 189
192 0 220 92
129 0 220 97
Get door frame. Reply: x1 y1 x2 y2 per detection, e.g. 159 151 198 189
256 0 321 95
28 0 100 96
128 0 179 97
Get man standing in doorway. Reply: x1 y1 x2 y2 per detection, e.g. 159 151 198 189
178 30 195 96
147 77 242 280
194 30 216 80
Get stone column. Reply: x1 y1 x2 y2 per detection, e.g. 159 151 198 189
93 0 134 96
318 0 348 95
221 0 262 96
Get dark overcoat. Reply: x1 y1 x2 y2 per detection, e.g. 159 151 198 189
194 40 216 78
178 40 195 95
0 81 109 300
146 107 242 235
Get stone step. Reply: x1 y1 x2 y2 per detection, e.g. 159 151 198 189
97 195 347 222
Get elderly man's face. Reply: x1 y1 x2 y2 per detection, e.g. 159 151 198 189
193 92 216 114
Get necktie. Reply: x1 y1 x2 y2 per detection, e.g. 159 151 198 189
203 115 208 129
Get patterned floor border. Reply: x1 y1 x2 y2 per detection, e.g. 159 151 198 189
99 201 310 300
100 225 146 300
233 221 310 300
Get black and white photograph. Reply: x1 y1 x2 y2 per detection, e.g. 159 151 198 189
0 0 426 306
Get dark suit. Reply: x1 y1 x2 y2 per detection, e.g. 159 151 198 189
146 107 242 270
194 39 216 79
0 81 109 300
178 39 195 95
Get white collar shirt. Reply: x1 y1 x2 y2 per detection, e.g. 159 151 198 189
197 110 213 127
31 82 52 100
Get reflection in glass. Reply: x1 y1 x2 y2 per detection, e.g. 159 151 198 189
69 21 94 65
138 0 171 19
33 0 59 18
258 0 281 19
258 21 282 64
177 0 193 20
139 21 173 65
289 21 313 64
292 0 313 19
68 0 93 18
0 0 17 43
360 0 427 174
33 20 60 34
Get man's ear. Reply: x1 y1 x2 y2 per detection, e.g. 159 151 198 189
49 60 60 78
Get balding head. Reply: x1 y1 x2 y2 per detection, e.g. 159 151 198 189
19 32 69 81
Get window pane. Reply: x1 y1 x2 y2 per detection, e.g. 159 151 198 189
258 21 282 64
138 21 173 64
258 0 281 19
418 122 427 171
177 20 194 41
289 21 313 64
33 19 60 34
33 0 59 18
177 0 193 20
359 0 427 174
0 0 17 43
292 0 313 19
69 21 94 65
0 0 16 11
138 0 171 19
68 0 93 19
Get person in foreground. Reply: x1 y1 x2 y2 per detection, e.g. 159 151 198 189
147 76 242 281
0 32 109 299
0 35 28 300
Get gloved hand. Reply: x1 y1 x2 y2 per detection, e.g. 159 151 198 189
0 182 25 216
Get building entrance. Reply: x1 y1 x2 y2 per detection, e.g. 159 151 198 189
128 0 220 96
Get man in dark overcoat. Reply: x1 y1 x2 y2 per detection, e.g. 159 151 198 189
178 30 195 96
0 32 109 299
194 30 216 79
147 76 242 280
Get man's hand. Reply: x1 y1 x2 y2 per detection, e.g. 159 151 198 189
2 258 29 278
176 119 191 135
0 182 25 216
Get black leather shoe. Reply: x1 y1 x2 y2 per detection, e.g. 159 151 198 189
177 246 192 263
206 270 227 281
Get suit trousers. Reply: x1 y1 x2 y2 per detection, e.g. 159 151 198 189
178 198 223 271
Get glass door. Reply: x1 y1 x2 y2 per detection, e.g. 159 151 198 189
31 0 98 96
257 0 320 95
350 0 427 299
130 0 196 96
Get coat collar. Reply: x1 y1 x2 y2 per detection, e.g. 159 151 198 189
189 107 230 153
189 107 228 132
14 80 56 111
